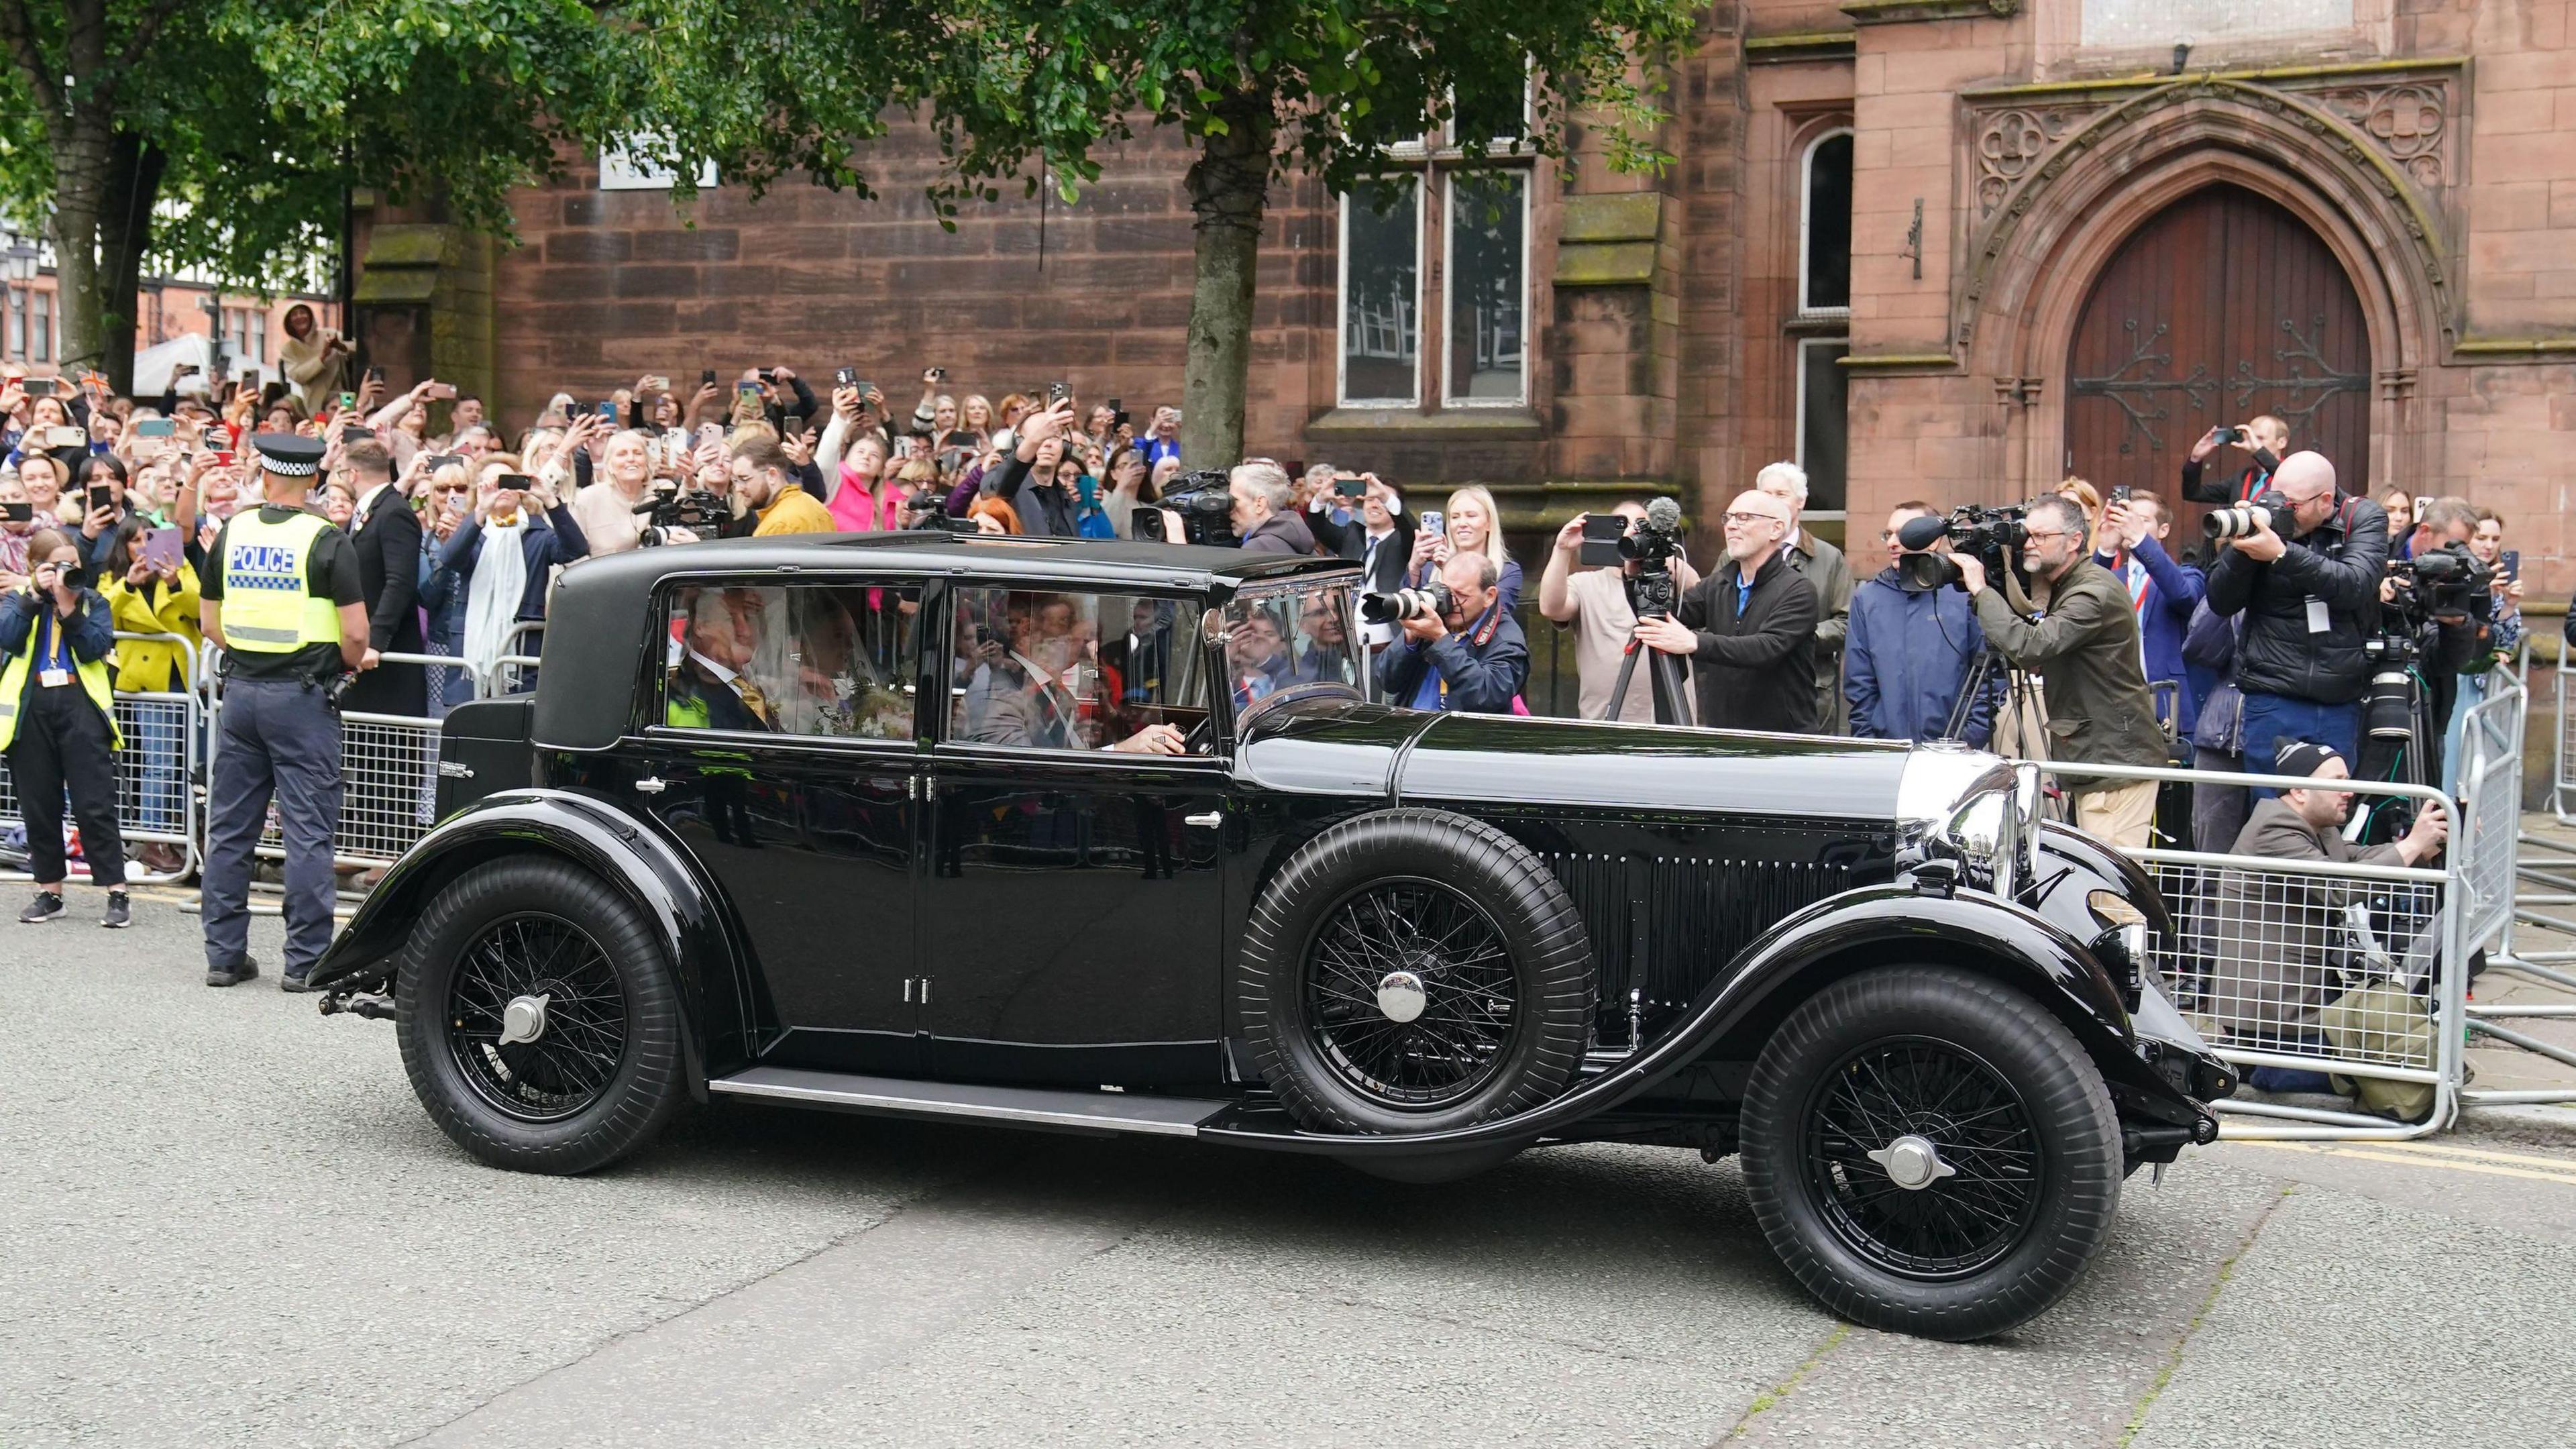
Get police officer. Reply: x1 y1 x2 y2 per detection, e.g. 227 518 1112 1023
197 434 375 989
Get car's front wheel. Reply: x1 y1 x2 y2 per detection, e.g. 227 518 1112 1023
397 857 688 1175
1739 965 2121 1341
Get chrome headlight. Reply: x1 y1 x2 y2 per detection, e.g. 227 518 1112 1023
1898 746 2040 898
2087 888 2150 1009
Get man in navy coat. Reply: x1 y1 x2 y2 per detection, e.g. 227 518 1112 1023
2093 493 2206 740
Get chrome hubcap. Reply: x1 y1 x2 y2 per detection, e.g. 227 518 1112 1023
1375 970 1427 1024
498 993 551 1047
1865 1133 1958 1192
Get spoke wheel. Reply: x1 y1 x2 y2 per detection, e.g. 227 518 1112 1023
443 912 631 1124
1741 965 2123 1341
1303 879 1518 1110
1801 1038 2041 1281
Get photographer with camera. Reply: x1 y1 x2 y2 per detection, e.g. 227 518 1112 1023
1753 462 1854 732
2094 490 2206 733
2184 415 2288 506
1538 500 1701 723
1953 494 2165 847
1846 502 1995 746
1229 462 1317 556
2202 450 2389 786
1631 488 1818 733
1 528 129 927
1372 552 1527 714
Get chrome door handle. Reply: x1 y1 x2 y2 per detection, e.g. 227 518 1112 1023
1184 811 1222 828
635 776 667 795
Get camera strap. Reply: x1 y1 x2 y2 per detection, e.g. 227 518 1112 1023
1466 601 1505 649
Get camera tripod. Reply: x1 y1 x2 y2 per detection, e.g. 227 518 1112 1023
1941 643 2048 765
2348 629 2442 844
1598 563 1694 726
1600 625 1695 726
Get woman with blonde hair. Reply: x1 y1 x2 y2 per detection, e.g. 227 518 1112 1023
961 394 995 445
2056 476 2104 547
1404 482 1521 610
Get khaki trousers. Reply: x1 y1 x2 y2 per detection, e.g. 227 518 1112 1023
2073 779 2157 851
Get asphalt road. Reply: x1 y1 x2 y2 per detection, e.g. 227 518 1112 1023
7 891 2576 1448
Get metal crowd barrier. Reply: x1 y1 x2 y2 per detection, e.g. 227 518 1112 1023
0 631 201 887
2037 757 2477 1140
481 620 545 699
2037 665 2573 1137
204 650 481 873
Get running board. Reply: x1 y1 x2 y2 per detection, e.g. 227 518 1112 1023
708 1065 1232 1138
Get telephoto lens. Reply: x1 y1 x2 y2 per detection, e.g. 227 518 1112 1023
1359 582 1453 625
2202 504 2273 539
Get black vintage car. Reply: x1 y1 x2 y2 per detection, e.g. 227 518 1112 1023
310 533 2229 1339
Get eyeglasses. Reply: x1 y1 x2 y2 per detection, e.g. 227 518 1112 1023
2022 529 2074 542
1721 511 1779 525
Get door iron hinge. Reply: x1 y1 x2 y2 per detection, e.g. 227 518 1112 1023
635 775 667 795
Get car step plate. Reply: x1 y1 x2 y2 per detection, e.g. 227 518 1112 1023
708 1066 1232 1138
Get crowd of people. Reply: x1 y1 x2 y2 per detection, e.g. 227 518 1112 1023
0 347 2537 1065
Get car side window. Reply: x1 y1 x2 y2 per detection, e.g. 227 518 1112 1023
663 582 921 740
949 587 1210 753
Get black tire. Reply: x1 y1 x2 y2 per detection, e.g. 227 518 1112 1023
397 856 689 1175
1238 808 1593 1135
1739 966 2121 1341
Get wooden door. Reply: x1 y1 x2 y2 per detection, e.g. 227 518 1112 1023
2064 184 2370 523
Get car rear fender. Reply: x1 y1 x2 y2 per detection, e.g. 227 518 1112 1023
304 789 749 1089
1202 883 2213 1157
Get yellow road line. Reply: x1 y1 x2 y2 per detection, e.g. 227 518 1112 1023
2233 1140 2576 1188
2359 1138 2576 1172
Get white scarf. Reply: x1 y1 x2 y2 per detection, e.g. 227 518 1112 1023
464 514 530 684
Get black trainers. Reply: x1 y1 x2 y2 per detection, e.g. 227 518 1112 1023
19 892 64 924
279 970 316 994
101 892 130 929
205 955 262 988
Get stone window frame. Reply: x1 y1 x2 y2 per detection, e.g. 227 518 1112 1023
1334 106 1538 415
1798 125 1855 320
1792 335 1850 519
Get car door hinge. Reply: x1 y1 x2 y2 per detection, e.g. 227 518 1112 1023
918 977 931 1005
908 775 921 802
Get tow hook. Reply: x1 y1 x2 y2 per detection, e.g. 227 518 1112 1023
319 990 396 1022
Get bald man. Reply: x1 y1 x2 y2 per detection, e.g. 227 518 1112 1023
2205 449 2390 783
1635 488 1819 733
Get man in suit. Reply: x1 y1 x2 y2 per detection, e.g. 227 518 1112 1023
333 439 425 716
2092 492 2206 740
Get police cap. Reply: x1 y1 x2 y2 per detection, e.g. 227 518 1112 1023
252 433 327 478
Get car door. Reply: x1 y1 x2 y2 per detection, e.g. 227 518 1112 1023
920 582 1229 1086
637 577 928 1074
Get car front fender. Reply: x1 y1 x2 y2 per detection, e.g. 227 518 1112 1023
305 789 751 1083
1203 883 2216 1157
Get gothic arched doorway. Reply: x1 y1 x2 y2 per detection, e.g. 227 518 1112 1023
2064 184 2371 519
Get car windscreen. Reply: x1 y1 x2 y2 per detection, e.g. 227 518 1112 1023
1220 577 1362 709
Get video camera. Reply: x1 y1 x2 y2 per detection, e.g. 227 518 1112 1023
1135 469 1236 546
2384 541 2493 625
2202 489 2291 541
902 490 979 534
633 485 729 547
1361 580 1452 625
1895 502 2027 590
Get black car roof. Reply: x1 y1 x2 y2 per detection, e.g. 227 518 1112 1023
532 533 1358 750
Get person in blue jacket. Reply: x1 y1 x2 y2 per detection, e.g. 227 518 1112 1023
1845 502 1996 747
2092 492 2207 740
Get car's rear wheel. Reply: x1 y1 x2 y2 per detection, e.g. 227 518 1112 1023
1739 965 2121 1341
398 856 688 1174
1237 809 1593 1142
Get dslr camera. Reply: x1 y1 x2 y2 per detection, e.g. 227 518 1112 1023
1361 580 1453 625
903 491 979 534
2203 488 2290 541
1896 502 2028 590
633 484 729 547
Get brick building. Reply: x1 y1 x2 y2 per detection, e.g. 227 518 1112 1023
355 0 2576 580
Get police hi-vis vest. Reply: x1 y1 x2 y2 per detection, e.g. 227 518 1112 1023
219 509 344 655
0 610 119 753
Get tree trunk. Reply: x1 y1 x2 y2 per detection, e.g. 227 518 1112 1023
1179 91 1274 472
96 134 167 396
47 127 113 382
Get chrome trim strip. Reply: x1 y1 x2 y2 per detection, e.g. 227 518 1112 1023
708 1065 1229 1138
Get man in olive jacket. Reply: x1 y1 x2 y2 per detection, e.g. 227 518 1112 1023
1953 494 2165 847
1635 488 1820 733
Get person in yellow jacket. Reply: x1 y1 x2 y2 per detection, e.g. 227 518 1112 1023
0 529 129 927
99 519 201 873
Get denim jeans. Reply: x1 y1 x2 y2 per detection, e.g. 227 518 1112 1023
2237 692 2360 799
